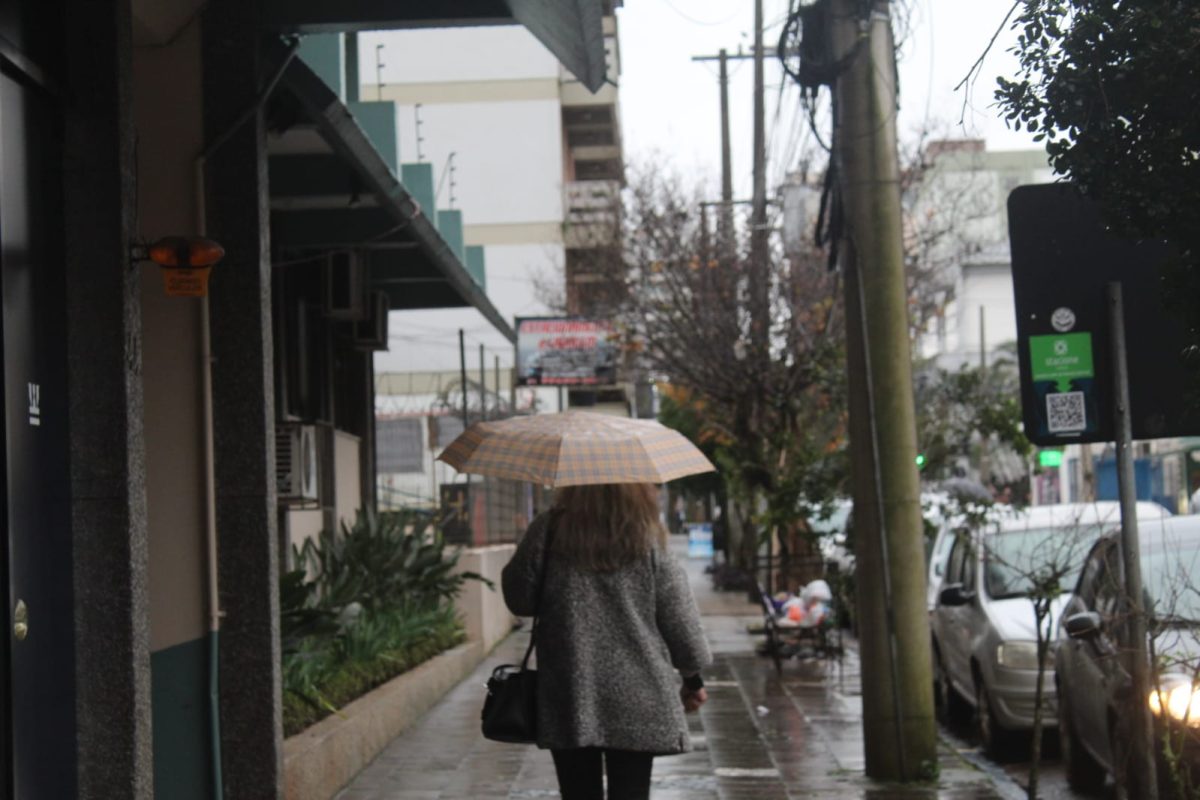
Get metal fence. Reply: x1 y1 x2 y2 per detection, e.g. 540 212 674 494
435 476 555 547
376 406 555 547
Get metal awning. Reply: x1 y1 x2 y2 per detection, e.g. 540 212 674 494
266 43 516 342
262 0 609 93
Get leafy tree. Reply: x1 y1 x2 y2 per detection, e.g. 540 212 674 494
913 347 1031 490
563 164 850 572
995 0 1200 248
995 1 1200 364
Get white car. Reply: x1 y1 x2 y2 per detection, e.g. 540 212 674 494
929 501 1171 755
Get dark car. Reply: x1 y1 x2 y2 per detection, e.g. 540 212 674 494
1055 515 1200 793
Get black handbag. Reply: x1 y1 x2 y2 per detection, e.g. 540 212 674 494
481 524 554 744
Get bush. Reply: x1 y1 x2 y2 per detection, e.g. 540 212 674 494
279 508 488 736
282 604 465 736
296 509 489 613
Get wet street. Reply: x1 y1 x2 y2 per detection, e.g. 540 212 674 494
336 542 1035 798
937 706 1108 800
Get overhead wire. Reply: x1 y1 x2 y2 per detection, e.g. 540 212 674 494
655 0 742 27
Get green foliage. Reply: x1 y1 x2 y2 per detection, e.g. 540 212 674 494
295 508 492 613
995 0 1200 247
996 0 1200 390
279 508 488 735
658 392 725 502
914 353 1030 483
281 604 464 736
279 567 340 657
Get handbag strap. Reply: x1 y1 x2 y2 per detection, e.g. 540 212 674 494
519 511 558 670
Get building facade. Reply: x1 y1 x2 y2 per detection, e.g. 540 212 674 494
0 1 607 797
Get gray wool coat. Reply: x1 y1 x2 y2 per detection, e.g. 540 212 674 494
501 511 712 755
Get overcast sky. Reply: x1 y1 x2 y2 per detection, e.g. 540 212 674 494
375 1 1043 375
617 0 1040 199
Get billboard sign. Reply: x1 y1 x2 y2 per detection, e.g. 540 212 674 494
515 317 618 387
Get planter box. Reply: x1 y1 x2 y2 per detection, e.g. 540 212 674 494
283 640 484 800
454 544 517 651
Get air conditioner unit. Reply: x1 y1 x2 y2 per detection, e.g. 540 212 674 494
276 423 320 504
352 290 389 351
324 250 367 320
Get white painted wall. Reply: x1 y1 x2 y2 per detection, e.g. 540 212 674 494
954 262 1019 360
362 26 570 374
454 546 518 651
334 431 362 528
911 147 1051 365
134 20 208 654
359 26 559 85
388 99 565 223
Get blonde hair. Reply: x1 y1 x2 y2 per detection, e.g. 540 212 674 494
550 483 667 572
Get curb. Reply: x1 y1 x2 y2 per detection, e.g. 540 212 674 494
282 640 486 800
937 728 1028 800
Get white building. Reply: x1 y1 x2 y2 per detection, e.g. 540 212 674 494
907 140 1053 369
361 7 628 509
361 9 624 376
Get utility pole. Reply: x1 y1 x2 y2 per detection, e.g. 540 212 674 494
719 49 733 250
458 329 469 429
494 355 502 417
691 46 769 262
478 343 487 421
750 0 769 361
979 304 988 484
831 0 937 781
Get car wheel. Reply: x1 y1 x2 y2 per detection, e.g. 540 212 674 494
976 678 1018 760
1058 683 1104 792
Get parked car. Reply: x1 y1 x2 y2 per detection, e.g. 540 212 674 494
930 501 1171 755
926 491 1000 612
1056 514 1200 793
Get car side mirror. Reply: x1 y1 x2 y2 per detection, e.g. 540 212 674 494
1064 611 1102 640
939 584 970 607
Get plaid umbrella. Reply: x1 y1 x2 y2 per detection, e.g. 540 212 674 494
437 411 716 487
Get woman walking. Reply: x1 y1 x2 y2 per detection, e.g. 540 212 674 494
501 482 712 800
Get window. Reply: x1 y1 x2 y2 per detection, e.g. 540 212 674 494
1076 549 1104 607
946 536 967 587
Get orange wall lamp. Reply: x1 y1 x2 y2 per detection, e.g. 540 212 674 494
132 236 226 297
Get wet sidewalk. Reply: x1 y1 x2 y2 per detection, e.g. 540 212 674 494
336 542 1021 799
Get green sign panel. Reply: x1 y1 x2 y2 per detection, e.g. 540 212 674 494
1029 333 1095 394
1038 449 1064 468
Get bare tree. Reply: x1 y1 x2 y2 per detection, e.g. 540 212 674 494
899 130 1010 349
980 516 1104 798
565 163 848 571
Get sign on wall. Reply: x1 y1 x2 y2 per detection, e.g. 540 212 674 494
515 317 618 387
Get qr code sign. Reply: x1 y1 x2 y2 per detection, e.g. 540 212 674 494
1047 391 1086 433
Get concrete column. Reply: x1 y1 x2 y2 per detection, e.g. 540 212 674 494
62 0 154 796
202 4 283 797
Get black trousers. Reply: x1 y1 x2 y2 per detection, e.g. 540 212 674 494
550 748 654 800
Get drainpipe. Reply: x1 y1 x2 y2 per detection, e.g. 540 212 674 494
193 38 299 800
